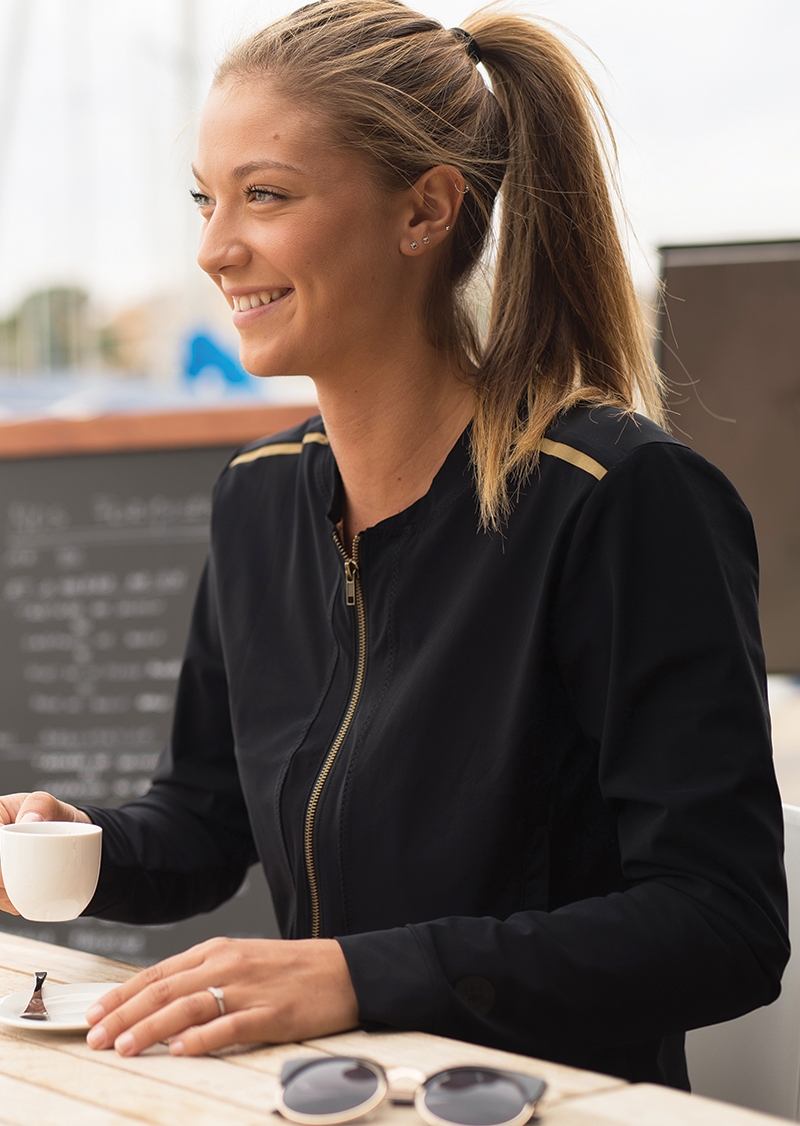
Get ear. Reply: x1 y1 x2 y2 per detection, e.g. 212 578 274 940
399 165 468 256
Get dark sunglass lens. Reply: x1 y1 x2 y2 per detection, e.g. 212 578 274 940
283 1060 380 1116
423 1069 527 1126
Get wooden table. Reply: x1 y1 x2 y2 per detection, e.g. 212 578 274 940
0 934 785 1125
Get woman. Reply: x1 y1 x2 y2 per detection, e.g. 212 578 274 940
0 0 788 1087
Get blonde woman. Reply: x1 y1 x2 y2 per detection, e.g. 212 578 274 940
0 0 787 1088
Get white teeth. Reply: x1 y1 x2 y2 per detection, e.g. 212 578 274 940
232 289 289 312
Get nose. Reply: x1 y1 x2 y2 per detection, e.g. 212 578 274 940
196 208 250 278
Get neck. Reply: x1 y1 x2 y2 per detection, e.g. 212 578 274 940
315 347 474 549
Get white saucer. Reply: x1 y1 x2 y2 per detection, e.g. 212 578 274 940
0 981 122 1031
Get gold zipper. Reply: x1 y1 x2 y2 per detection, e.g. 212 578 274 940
303 531 367 938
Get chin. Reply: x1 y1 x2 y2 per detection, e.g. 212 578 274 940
239 349 298 379
237 337 306 378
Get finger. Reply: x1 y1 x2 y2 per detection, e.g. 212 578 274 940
14 791 91 825
170 1008 276 1056
87 964 222 1047
0 794 30 826
104 990 224 1056
87 945 213 1024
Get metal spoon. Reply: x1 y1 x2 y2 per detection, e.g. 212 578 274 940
20 971 48 1021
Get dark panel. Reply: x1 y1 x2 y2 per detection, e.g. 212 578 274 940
0 446 278 962
659 245 800 673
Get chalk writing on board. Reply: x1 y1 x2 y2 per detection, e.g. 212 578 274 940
0 488 210 799
0 449 224 804
0 447 278 961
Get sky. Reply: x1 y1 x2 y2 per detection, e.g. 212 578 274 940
0 0 797 319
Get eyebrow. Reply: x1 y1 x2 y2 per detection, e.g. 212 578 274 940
191 159 305 184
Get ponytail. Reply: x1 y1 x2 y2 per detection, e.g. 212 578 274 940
216 2 665 529
464 12 665 525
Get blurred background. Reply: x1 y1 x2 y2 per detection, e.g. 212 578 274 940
0 0 798 412
0 0 798 960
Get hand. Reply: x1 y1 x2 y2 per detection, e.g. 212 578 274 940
85 935 360 1057
0 791 92 914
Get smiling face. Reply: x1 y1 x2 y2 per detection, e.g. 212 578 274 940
192 79 421 383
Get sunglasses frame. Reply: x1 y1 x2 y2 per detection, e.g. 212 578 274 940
416 1066 545 1126
277 1058 388 1125
278 1056 546 1126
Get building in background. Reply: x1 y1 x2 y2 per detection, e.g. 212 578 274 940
0 288 95 374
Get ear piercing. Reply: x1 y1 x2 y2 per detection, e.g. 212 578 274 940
410 241 419 250
422 237 430 245
445 225 451 232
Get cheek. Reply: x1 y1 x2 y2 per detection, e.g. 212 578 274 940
299 246 377 315
271 229 347 297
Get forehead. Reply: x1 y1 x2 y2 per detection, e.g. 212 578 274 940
195 78 342 179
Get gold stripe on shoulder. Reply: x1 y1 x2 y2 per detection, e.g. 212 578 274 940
229 431 329 468
541 438 607 481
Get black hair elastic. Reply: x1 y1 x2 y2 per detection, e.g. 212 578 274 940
449 27 482 65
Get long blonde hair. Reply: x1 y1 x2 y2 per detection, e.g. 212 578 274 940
216 0 665 528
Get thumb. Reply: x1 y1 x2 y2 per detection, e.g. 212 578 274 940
15 791 90 825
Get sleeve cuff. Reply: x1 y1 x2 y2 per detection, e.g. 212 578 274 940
336 925 443 1031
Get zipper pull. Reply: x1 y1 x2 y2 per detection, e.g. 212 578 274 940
343 558 357 606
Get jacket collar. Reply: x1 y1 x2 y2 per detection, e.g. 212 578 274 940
325 422 474 538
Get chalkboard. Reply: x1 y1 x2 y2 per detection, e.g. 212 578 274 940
0 411 312 964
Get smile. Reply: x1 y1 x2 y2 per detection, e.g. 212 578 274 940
232 290 291 311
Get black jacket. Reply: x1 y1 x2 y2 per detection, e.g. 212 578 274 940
84 405 789 1087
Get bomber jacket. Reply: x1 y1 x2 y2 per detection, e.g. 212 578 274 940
84 404 789 1088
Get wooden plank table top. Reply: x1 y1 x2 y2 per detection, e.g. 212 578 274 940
0 934 786 1125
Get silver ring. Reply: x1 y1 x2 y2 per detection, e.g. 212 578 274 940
207 986 226 1017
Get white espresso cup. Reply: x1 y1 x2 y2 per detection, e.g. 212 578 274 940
0 822 102 921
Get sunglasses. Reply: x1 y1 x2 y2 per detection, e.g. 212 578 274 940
277 1056 547 1126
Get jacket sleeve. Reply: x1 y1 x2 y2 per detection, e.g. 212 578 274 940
337 441 789 1065
81 555 258 924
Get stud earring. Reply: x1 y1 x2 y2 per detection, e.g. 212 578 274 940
445 225 451 231
410 240 419 250
422 236 430 245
